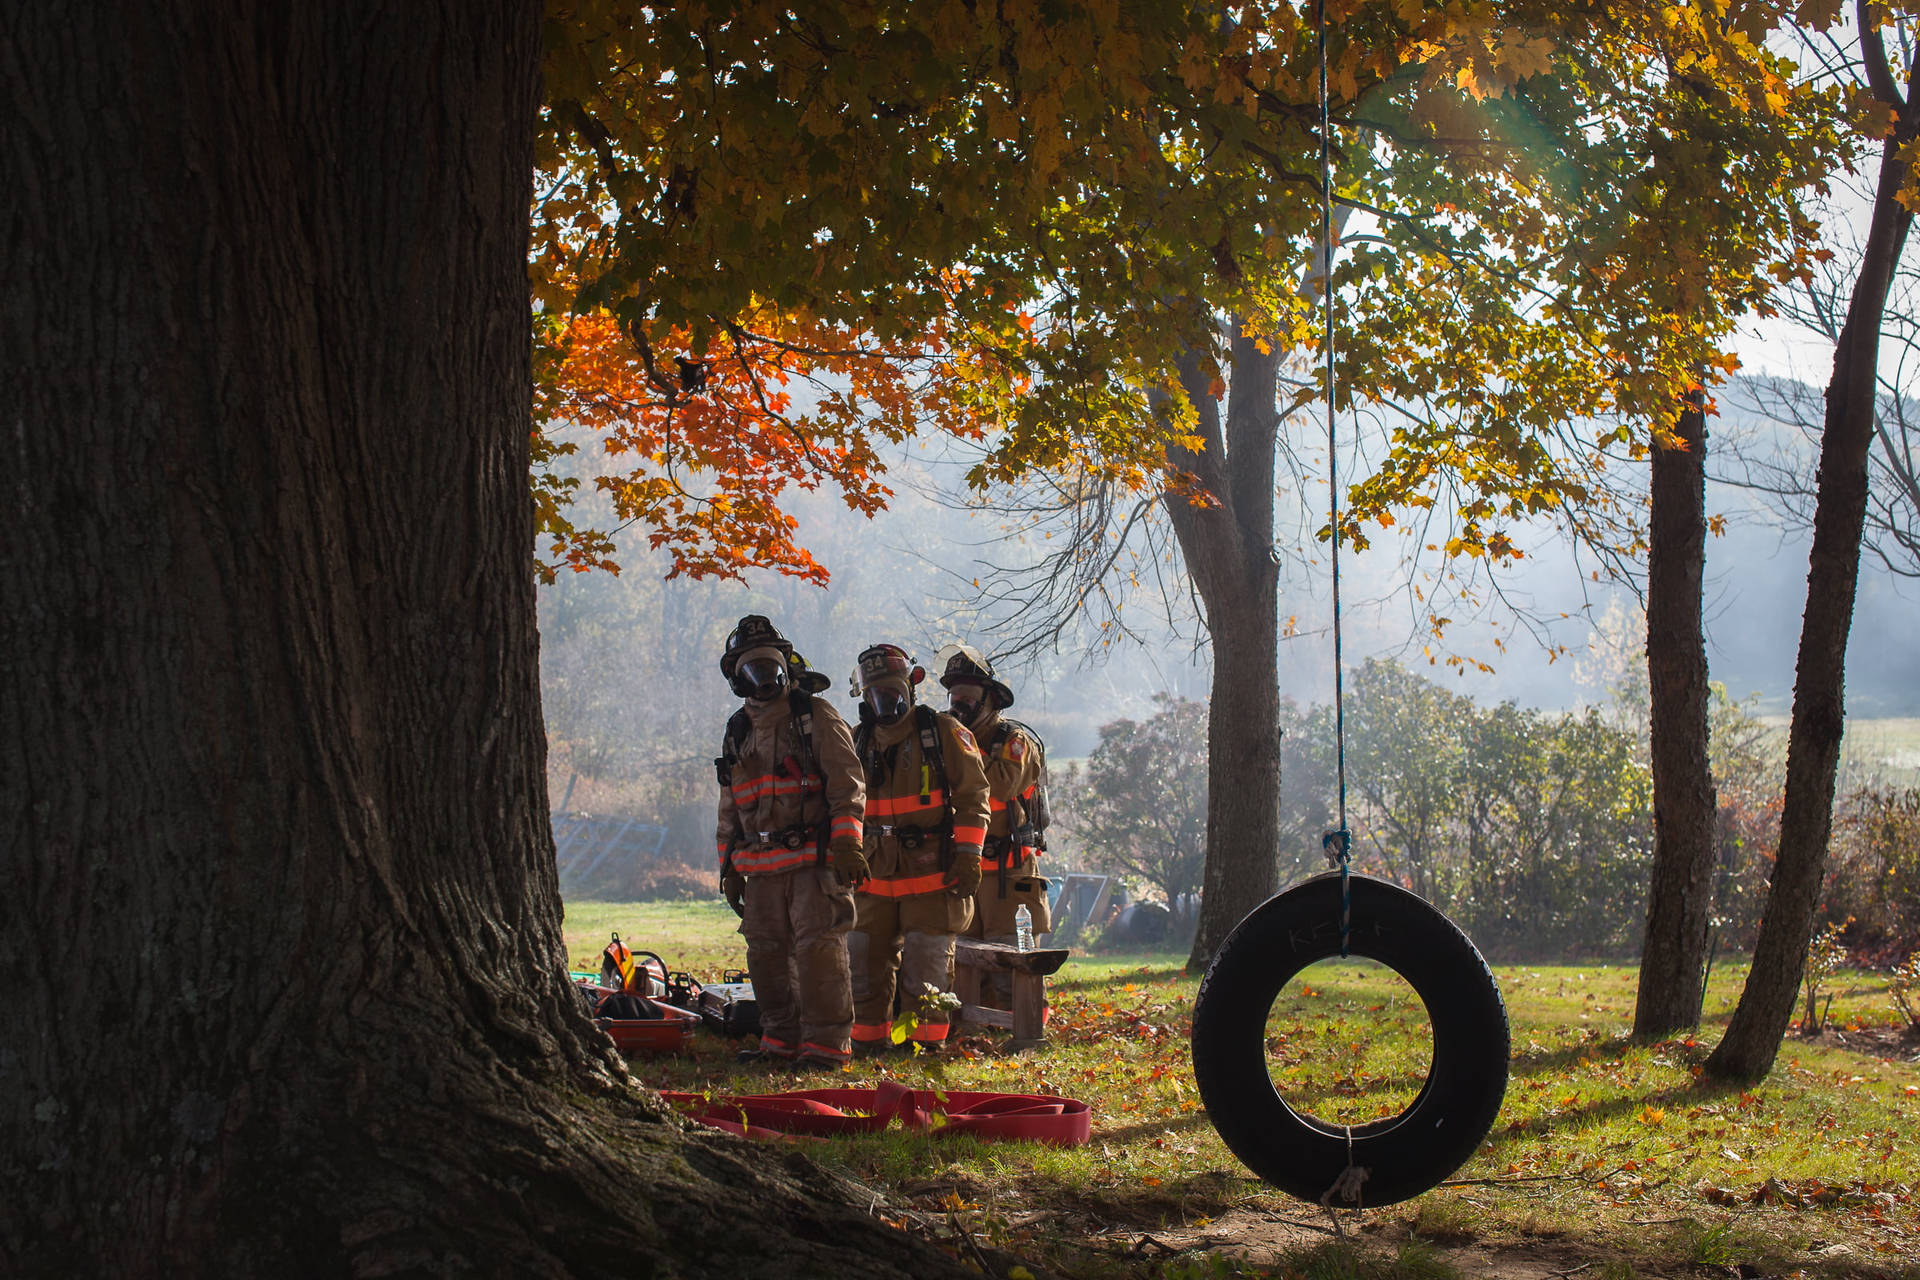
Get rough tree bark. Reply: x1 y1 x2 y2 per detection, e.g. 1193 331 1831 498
0 5 981 1276
1161 335 1285 972
1705 11 1917 1080
1633 392 1720 1040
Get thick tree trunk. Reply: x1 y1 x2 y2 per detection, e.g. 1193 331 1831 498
1634 394 1720 1040
1160 337 1284 972
1706 73 1915 1079
0 6 977 1276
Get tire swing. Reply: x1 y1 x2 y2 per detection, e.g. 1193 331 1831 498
1188 1 1509 1209
1191 873 1509 1206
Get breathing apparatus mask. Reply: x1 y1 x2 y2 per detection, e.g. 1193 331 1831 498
733 652 789 702
934 642 1014 726
946 683 985 726
853 643 923 727
865 683 912 725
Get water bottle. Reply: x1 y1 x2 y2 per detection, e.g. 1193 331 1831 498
1015 905 1034 952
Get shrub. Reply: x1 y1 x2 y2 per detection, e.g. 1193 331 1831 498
1891 952 1920 1030
1800 918 1851 1034
1827 786 1920 962
1064 694 1208 910
625 860 714 903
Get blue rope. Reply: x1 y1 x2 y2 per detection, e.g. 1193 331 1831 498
1317 0 1353 958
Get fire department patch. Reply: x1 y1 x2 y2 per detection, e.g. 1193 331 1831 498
952 725 980 755
1006 736 1026 762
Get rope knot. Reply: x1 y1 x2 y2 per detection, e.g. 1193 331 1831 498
1319 1162 1370 1208
1321 827 1352 869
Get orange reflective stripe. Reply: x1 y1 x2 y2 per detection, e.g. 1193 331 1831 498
758 1036 797 1056
981 845 1037 868
988 797 1009 812
851 1022 893 1042
860 872 949 897
952 825 986 844
730 776 824 806
800 1041 851 1061
830 815 863 839
1021 784 1037 799
732 845 819 875
867 791 946 817
908 1021 950 1042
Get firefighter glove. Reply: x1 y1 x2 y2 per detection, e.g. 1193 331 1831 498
722 871 747 917
831 840 870 887
946 845 983 897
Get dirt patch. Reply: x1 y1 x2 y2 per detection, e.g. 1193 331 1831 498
1059 1206 1654 1280
1798 1024 1920 1062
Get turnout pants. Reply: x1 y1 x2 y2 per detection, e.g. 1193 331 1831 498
740 865 855 1062
970 851 1050 937
849 890 972 1046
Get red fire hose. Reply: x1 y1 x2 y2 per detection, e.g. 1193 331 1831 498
660 1079 1090 1146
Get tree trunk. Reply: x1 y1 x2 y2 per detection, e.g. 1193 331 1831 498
1706 34 1916 1079
0 6 978 1276
1634 392 1720 1040
1160 336 1285 972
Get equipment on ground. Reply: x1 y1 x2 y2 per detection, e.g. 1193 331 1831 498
573 969 699 1056
660 1080 1090 1146
693 970 761 1038
599 933 667 998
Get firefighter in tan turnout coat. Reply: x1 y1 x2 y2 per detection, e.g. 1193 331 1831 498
941 647 1052 1009
847 644 991 1051
714 616 867 1067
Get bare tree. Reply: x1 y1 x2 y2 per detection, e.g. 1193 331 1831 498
1725 213 1920 578
1708 5 1919 1080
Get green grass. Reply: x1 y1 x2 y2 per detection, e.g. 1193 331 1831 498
1758 714 1920 782
564 898 1920 1279
563 898 743 978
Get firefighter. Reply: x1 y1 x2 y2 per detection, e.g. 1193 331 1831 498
714 615 867 1068
847 643 991 1052
940 646 1053 1000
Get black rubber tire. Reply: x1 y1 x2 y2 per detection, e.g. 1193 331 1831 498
1191 873 1509 1207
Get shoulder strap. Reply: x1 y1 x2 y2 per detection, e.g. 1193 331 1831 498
1003 717 1047 766
787 689 822 782
715 709 753 787
917 705 948 800
724 708 752 761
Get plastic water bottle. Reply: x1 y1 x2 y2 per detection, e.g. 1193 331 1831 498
1015 905 1034 952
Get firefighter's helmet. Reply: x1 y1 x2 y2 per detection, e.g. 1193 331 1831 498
852 643 923 726
935 642 1014 710
720 615 794 699
786 649 832 695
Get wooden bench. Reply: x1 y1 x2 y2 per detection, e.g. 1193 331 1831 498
952 938 1069 1050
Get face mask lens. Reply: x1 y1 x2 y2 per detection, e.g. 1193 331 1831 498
739 656 788 700
865 687 909 724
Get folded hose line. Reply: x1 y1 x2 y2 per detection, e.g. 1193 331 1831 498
659 1079 1091 1145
